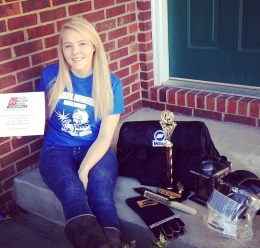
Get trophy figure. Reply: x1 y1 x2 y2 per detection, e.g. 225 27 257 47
159 110 177 190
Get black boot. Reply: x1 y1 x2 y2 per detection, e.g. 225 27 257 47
64 214 110 248
103 228 122 248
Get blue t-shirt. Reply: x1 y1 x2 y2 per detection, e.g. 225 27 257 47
38 64 125 148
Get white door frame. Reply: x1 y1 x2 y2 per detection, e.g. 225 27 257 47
151 0 169 86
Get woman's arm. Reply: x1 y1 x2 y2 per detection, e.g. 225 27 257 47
78 114 120 189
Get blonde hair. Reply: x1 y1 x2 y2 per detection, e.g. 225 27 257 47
47 17 113 119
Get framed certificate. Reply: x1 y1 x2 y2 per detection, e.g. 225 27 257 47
0 92 45 137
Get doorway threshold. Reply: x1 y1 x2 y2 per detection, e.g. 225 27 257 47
164 78 260 99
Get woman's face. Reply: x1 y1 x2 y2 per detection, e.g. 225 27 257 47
62 28 95 78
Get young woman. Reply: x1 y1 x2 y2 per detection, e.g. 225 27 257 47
38 17 125 248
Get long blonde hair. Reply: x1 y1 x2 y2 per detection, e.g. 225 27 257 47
47 17 113 120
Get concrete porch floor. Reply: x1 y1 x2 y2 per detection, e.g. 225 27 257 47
1 108 260 248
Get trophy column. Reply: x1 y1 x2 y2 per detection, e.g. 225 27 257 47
159 110 177 190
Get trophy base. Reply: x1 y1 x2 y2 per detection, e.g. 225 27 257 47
188 193 207 206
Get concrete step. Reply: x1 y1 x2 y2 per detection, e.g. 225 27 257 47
12 108 260 247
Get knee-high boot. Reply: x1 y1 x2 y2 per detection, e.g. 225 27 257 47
64 214 110 248
103 228 122 248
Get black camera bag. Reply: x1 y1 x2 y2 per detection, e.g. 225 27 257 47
117 120 228 191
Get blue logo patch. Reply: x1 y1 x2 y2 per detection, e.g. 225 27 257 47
154 130 165 141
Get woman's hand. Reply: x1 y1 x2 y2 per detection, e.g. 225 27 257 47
78 167 89 190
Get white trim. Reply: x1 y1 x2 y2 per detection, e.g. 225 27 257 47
151 0 169 86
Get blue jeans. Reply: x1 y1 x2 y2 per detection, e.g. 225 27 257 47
38 146 120 229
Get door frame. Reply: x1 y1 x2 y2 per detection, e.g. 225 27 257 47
151 0 169 86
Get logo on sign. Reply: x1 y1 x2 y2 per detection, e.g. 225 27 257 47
153 130 165 147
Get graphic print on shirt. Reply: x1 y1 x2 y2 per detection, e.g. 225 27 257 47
55 92 94 137
56 109 92 136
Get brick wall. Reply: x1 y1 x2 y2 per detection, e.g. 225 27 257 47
143 86 260 127
0 0 153 213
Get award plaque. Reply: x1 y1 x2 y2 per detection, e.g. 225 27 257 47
159 110 177 190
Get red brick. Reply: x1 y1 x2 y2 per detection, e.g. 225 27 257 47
14 40 42 57
69 1 92 15
130 43 139 54
3 177 15 191
140 80 154 91
124 91 141 106
8 14 37 30
32 48 57 65
187 90 200 108
206 93 220 111
132 80 141 93
120 54 138 68
17 66 42 83
138 31 152 42
0 75 16 89
118 35 135 48
150 86 160 101
94 0 114 9
84 10 105 23
140 71 153 81
109 47 128 61
40 7 66 23
249 99 260 118
104 40 116 52
16 153 39 172
159 86 170 102
0 191 12 206
167 105 192 116
129 23 138 33
0 142 11 156
137 1 151 11
227 96 241 114
131 63 139 74
122 85 130 97
108 27 127 40
1 146 29 169
30 138 44 153
126 2 136 13
216 94 229 112
0 3 20 18
0 31 24 47
139 52 153 62
140 62 151 72
139 42 152 52
145 101 166 111
95 20 116 33
45 34 60 48
0 20 6 32
197 91 210 109
142 90 149 99
224 114 256 126
0 47 11 60
109 61 118 71
238 97 252 116
53 0 76 5
0 57 30 75
168 89 176 104
27 24 55 39
194 109 222 121
115 67 129 79
3 82 33 94
106 5 125 18
138 11 151 21
118 13 136 26
117 0 132 4
177 89 189 106
132 100 143 111
22 0 51 12
139 21 152 31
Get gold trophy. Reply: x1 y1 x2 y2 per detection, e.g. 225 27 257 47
159 110 177 190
